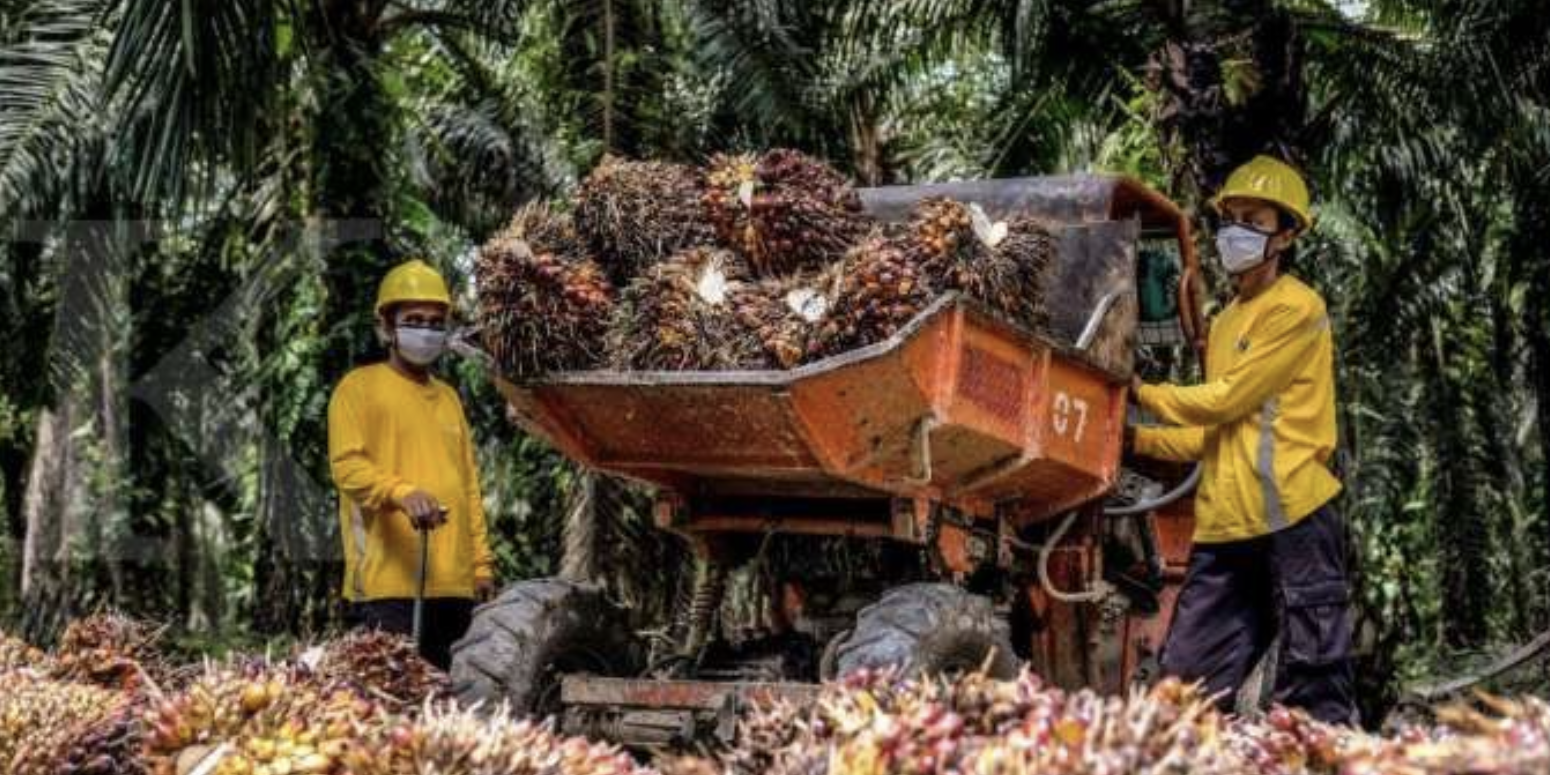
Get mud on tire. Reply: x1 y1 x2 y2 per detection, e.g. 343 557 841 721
450 578 640 716
831 583 1019 679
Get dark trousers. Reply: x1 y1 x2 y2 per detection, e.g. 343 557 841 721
1161 504 1357 725
346 597 474 670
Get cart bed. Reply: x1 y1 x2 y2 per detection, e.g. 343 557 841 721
496 296 1125 524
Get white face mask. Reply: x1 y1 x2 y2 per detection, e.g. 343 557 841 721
395 325 448 367
1216 223 1275 275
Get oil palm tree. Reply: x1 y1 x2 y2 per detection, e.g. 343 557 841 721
0 0 556 634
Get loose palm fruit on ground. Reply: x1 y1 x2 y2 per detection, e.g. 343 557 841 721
301 630 449 713
50 611 168 690
0 630 47 673
0 671 127 772
343 701 650 775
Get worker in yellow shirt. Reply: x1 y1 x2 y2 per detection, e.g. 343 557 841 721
328 259 497 669
1130 156 1355 724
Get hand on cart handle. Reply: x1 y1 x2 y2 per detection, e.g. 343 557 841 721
397 488 448 529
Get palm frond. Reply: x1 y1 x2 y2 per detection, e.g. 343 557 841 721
0 0 113 218
680 0 827 142
409 29 573 235
381 0 532 42
102 0 283 208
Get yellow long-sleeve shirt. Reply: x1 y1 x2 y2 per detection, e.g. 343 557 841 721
328 362 495 600
1134 274 1341 543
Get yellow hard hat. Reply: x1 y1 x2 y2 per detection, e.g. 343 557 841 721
1212 155 1313 232
375 259 451 314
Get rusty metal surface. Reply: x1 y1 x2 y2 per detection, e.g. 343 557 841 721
504 296 1124 521
1044 222 1139 376
856 175 1183 232
560 675 820 711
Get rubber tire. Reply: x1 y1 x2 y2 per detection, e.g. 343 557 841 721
832 583 1019 679
450 578 640 716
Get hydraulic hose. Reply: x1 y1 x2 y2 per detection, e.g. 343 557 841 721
1038 512 1113 604
1102 462 1203 517
1038 463 1200 604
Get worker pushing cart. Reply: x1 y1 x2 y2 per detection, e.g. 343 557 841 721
1130 156 1356 725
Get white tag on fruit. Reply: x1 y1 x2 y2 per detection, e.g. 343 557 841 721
786 288 829 322
969 202 1008 248
297 644 325 670
738 179 755 208
697 264 729 306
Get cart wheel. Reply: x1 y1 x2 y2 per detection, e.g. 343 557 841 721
450 578 640 718
831 583 1019 680
818 628 850 681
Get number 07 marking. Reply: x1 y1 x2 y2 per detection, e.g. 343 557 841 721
1052 391 1089 442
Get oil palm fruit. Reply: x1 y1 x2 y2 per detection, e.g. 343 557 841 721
606 246 769 370
15 701 146 775
574 156 716 282
697 670 1251 775
729 262 845 369
902 198 1054 334
302 630 448 713
477 203 616 378
50 611 168 690
0 671 127 772
343 702 649 775
141 662 386 775
703 149 870 276
813 233 935 356
0 631 46 673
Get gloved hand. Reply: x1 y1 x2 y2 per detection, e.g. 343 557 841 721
396 488 448 529
475 577 497 602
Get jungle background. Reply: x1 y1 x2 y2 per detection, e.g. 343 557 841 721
0 0 1546 722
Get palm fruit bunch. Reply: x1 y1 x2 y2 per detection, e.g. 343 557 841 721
50 611 169 690
899 198 1054 333
342 702 649 775
0 630 47 673
574 155 717 282
732 263 846 369
302 630 449 713
812 233 935 356
702 149 870 276
990 215 1058 331
0 671 129 771
141 662 386 775
606 246 771 370
477 203 617 379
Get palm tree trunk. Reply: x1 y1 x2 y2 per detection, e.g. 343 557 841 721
849 96 885 187
1150 1 1306 202
602 0 617 153
1430 315 1492 647
252 1 396 635
1517 207 1550 624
